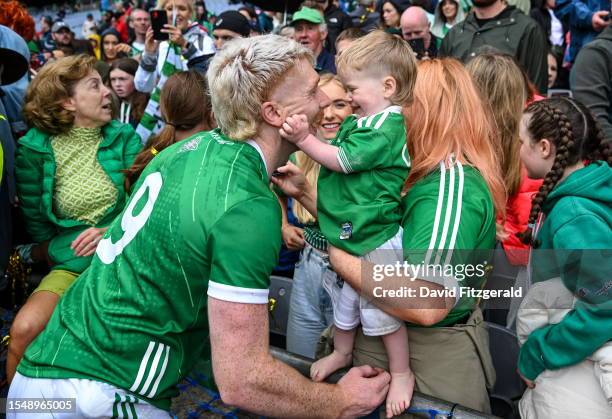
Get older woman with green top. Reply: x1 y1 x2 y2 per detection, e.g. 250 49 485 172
7 54 141 384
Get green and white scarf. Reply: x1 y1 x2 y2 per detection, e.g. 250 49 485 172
135 42 183 145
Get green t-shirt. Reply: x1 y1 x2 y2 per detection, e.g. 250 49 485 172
18 129 281 410
317 106 410 255
401 160 496 326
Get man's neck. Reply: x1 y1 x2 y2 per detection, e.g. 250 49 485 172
474 1 507 20
134 34 146 44
313 43 323 59
252 125 296 178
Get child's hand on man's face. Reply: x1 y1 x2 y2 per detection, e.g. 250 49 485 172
279 114 310 145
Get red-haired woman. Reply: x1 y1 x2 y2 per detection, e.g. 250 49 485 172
272 58 506 412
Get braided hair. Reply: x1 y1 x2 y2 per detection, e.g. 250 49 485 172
519 98 611 245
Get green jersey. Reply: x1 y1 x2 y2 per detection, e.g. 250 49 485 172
18 129 281 410
401 160 496 326
317 106 410 255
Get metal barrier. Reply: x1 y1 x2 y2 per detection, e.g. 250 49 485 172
270 347 500 419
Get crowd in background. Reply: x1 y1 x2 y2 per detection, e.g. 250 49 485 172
0 0 611 417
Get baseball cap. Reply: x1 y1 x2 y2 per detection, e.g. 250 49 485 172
291 7 324 25
214 11 251 38
52 21 70 33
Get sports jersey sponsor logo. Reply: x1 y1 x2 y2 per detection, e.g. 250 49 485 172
179 137 202 152
129 341 171 398
340 221 353 240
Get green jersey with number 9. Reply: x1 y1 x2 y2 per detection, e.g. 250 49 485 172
17 129 282 411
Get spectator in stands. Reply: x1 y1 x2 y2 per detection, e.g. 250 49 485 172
212 10 251 51
238 6 260 35
109 58 149 128
306 0 354 55
128 8 150 56
431 0 466 46
548 50 559 88
516 97 612 418
37 15 54 52
439 0 550 94
51 21 95 57
101 28 132 64
195 1 214 34
467 52 543 268
135 0 215 93
7 55 141 384
572 25 612 140
82 13 98 38
530 0 568 51
401 7 439 58
98 10 115 34
379 0 411 30
278 58 504 412
124 70 213 191
349 0 380 31
334 26 367 56
8 35 390 419
281 73 355 359
292 7 337 73
113 0 132 43
554 0 610 64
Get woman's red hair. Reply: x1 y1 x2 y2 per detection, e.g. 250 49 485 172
0 1 35 41
403 58 507 217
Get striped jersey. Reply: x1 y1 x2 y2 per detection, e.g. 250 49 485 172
18 129 282 410
317 106 410 255
401 160 497 326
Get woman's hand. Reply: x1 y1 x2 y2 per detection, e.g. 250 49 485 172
144 27 159 55
71 227 109 257
115 43 133 55
162 24 187 48
518 370 535 389
282 225 305 251
271 162 308 200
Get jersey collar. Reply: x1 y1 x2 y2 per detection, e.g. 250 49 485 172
246 139 269 178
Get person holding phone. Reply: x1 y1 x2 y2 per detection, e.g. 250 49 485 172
135 0 215 94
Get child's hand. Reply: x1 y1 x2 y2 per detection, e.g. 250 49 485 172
280 114 310 145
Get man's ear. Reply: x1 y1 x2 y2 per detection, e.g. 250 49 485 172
62 97 77 112
261 101 284 128
539 138 554 159
382 76 397 100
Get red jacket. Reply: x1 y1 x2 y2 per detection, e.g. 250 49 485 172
500 169 542 265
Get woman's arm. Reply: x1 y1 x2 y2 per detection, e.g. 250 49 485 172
270 162 318 218
276 193 305 251
329 246 453 326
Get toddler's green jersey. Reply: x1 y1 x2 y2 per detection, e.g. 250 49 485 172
317 106 410 255
18 129 281 411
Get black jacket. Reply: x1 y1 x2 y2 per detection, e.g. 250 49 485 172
439 6 549 93
572 26 612 141
325 4 353 54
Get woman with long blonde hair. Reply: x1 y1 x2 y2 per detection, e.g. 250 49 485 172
279 73 355 359
276 58 506 411
467 52 543 268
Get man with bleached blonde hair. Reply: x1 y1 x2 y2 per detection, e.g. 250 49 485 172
8 34 390 419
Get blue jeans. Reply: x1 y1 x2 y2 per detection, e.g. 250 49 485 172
286 244 334 359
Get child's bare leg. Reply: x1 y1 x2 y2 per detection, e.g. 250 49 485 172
310 327 355 382
382 325 415 418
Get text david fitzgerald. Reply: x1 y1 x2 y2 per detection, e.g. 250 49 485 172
372 286 523 299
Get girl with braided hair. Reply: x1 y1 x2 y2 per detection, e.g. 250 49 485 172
516 97 612 418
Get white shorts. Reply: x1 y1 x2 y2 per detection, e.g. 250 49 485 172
7 372 170 418
324 228 404 336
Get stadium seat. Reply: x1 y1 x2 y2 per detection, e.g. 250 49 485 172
487 321 525 419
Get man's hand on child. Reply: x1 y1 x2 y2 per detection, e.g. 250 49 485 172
280 114 310 145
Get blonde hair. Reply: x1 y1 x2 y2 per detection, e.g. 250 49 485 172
336 30 417 106
404 59 506 217
292 73 349 224
207 34 312 140
23 54 98 135
467 53 527 196
157 0 194 16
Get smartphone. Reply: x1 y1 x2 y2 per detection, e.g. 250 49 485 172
408 38 426 58
150 9 169 41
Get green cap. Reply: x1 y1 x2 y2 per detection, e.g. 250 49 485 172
291 7 324 25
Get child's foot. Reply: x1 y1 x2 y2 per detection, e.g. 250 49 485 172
310 350 352 382
386 370 415 418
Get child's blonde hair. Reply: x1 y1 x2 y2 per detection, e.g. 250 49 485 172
335 30 417 106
